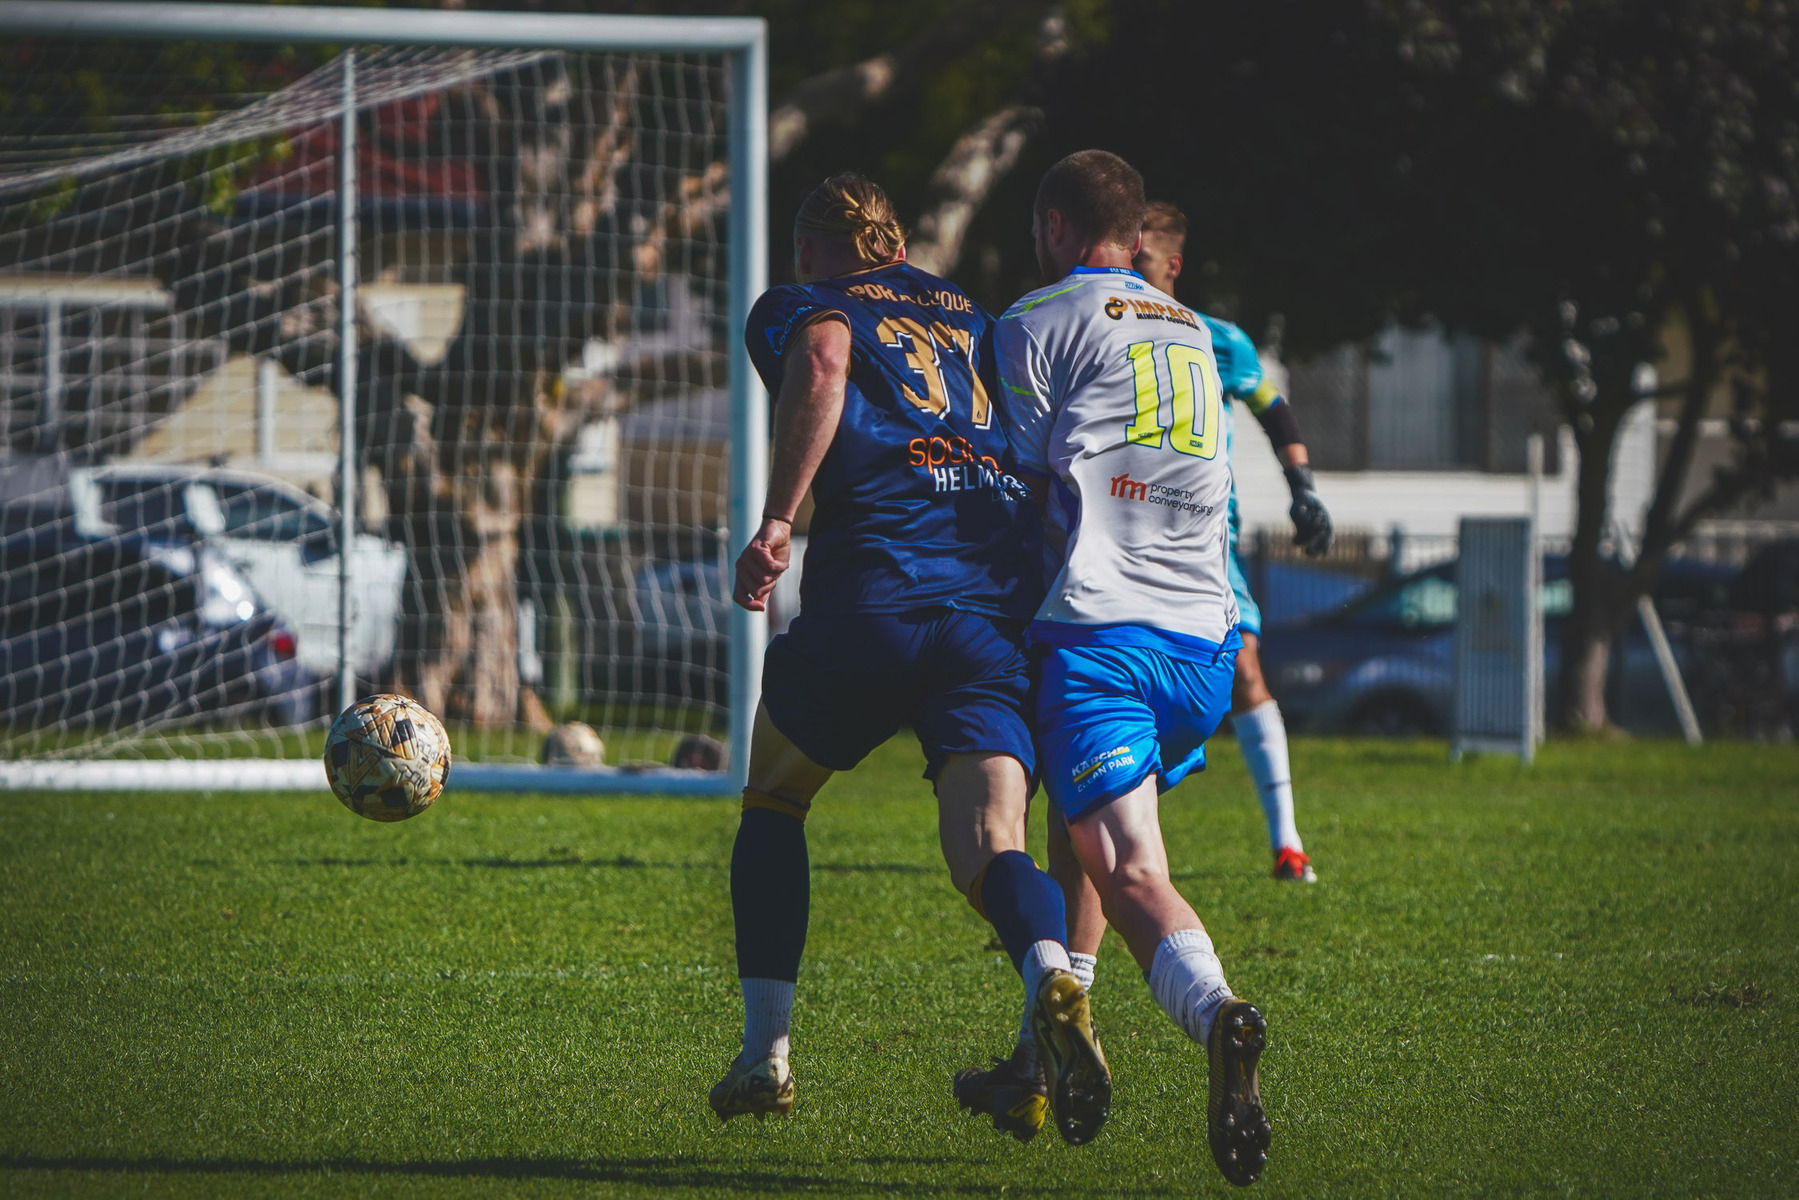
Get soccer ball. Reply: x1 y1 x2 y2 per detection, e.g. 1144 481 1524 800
324 694 452 822
542 721 605 766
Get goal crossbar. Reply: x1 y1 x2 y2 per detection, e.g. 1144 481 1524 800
0 3 768 795
0 2 767 53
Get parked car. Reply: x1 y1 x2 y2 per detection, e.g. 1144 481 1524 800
0 503 313 728
1689 538 1799 738
70 465 407 678
1258 554 1741 736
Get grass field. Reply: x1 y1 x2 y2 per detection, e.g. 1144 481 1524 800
2 738 1794 1198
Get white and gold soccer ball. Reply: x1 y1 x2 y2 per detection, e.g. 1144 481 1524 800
323 693 452 822
542 720 605 766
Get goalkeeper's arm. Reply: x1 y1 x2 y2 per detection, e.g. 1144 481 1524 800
1244 378 1333 557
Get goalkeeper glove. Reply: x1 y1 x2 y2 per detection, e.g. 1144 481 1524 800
1284 464 1333 557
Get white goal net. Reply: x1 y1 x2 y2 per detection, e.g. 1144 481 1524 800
0 6 767 792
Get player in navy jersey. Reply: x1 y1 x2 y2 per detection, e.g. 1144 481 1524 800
709 174 1109 1147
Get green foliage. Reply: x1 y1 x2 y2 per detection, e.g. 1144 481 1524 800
1 737 1794 1197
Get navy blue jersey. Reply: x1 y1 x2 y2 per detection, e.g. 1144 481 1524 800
745 262 1042 620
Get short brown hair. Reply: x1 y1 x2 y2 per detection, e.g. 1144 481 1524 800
794 172 906 266
1034 150 1145 249
1140 200 1187 251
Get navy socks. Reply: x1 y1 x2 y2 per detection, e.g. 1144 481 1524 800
978 848 1069 972
731 807 810 982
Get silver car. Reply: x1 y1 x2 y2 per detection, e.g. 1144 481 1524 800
71 465 407 678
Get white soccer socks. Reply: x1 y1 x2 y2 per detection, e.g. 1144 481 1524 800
1068 952 1098 991
1235 699 1303 852
740 977 795 1065
1012 940 1075 1071
1147 928 1234 1045
1022 939 1075 999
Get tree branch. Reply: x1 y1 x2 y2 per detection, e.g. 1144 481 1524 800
768 0 1046 162
903 6 1070 277
906 105 1039 276
1639 307 1723 562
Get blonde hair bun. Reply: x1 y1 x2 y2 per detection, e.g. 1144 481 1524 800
795 172 906 267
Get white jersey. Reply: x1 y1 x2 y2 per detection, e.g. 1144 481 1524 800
996 267 1239 648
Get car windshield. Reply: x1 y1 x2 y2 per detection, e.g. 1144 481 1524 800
212 482 329 543
99 480 192 539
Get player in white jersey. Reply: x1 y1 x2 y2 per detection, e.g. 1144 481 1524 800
965 152 1271 1187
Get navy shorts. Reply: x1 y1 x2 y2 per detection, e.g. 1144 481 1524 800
1036 631 1241 825
760 607 1036 781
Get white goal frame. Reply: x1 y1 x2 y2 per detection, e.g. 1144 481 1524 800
0 1 768 795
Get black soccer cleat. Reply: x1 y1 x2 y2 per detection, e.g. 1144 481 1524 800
1207 998 1271 1185
1030 969 1112 1146
952 1052 1048 1143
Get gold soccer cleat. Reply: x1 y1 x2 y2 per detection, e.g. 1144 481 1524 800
708 1054 795 1122
1030 969 1112 1146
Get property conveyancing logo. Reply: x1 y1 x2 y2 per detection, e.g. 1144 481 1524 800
1109 472 1215 515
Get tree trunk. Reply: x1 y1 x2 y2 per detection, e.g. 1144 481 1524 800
1555 382 1631 734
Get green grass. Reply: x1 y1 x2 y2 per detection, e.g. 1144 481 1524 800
1 738 1794 1198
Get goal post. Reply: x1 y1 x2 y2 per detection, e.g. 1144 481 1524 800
0 2 767 794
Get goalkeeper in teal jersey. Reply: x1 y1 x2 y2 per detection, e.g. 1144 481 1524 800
1128 201 1330 884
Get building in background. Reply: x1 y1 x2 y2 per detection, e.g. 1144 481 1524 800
1236 322 1794 567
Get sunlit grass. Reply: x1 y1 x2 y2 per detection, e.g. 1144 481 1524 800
1 738 1793 1197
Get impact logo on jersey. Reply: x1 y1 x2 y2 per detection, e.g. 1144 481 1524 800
1105 297 1127 320
1119 298 1200 330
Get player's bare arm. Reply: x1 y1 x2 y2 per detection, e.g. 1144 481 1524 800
1133 204 1332 559
734 316 851 612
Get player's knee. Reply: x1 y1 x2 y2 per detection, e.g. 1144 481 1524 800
1099 855 1172 900
741 786 811 823
1231 640 1273 713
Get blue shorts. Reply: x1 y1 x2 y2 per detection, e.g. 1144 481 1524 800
1035 632 1241 824
1227 549 1262 639
761 608 1035 781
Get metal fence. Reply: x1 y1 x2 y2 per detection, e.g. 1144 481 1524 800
1238 523 1797 741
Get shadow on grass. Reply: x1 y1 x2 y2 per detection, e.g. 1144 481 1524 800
269 856 938 876
0 1152 1142 1196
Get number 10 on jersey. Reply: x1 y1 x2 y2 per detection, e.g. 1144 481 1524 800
1124 341 1223 459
